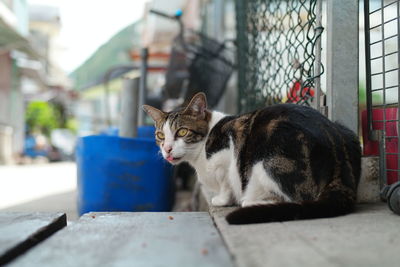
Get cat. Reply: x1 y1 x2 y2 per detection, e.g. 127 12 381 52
143 92 361 224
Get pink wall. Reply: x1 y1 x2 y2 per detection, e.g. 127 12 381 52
0 52 12 125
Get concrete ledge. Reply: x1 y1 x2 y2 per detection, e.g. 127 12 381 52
198 186 400 267
9 212 233 267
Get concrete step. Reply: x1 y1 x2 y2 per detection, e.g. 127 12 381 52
8 212 233 267
199 187 400 267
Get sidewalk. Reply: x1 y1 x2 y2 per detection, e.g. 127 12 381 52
0 162 192 221
0 162 78 221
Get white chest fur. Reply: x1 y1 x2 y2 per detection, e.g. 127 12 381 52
189 111 244 204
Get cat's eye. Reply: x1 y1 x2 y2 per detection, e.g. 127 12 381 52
177 128 188 137
156 132 165 140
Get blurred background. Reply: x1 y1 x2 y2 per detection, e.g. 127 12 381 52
0 0 237 221
1 0 398 221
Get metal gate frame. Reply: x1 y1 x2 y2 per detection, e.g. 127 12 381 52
364 0 400 188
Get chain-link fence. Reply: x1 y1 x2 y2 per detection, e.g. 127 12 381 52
235 0 324 113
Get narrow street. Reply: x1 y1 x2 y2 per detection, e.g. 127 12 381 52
0 162 78 220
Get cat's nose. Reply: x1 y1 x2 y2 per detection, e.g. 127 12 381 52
164 145 173 153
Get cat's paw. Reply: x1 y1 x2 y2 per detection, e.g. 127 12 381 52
211 195 231 206
241 200 276 207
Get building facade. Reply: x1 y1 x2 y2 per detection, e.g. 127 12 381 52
0 0 31 164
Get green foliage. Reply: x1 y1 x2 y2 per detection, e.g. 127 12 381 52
359 83 367 105
25 101 61 136
65 117 78 134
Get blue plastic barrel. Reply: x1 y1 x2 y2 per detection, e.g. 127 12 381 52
137 126 157 138
76 128 174 215
99 126 156 138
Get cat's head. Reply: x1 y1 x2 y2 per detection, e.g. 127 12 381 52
143 93 211 165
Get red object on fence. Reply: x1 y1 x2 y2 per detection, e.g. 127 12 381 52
287 81 314 103
361 108 399 184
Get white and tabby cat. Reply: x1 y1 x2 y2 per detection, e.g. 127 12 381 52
143 93 361 224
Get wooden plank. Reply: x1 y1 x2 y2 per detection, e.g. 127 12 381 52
0 212 67 265
9 212 233 267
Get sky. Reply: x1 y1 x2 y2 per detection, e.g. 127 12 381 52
28 0 148 73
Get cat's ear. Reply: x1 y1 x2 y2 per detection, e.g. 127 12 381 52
184 92 208 118
142 105 166 122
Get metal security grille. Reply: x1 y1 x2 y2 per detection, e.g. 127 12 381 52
364 0 400 186
235 0 324 113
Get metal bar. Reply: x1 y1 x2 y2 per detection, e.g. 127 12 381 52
379 131 388 187
149 9 177 20
119 76 140 138
327 0 359 133
369 23 382 31
104 84 111 128
373 119 400 122
371 67 399 76
382 16 399 24
381 0 387 137
369 0 398 14
371 50 398 60
364 0 374 140
371 85 398 92
102 64 137 129
370 16 399 31
138 47 148 126
370 33 398 45
397 0 400 182
371 85 398 91
380 0 388 186
369 8 380 15
368 103 399 108
313 0 323 113
235 0 248 113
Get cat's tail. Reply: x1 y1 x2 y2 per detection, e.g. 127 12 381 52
226 183 357 225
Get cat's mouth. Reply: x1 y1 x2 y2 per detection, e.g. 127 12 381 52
166 155 183 164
